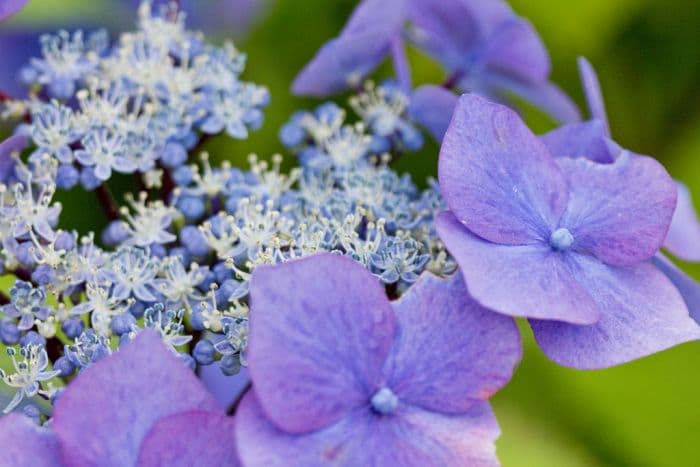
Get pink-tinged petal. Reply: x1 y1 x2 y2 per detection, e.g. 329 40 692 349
199 365 250 410
0 414 62 467
53 331 221 467
291 32 392 97
663 182 700 261
653 255 700 325
483 72 581 124
0 0 27 22
137 410 239 467
578 57 610 135
236 392 500 467
540 120 614 163
408 85 458 142
437 212 600 324
482 18 550 82
248 253 395 434
557 153 677 266
385 272 521 413
439 95 568 245
531 257 700 369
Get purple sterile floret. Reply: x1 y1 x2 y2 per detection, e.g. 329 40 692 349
542 57 700 262
437 94 700 369
0 331 240 466
408 85 459 142
236 253 520 465
292 0 405 97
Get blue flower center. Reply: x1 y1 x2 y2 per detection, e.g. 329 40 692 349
549 228 574 251
371 387 399 415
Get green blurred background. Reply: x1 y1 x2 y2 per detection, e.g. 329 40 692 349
3 1 700 465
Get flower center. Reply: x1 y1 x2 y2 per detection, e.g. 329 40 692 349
371 387 399 415
549 228 574 251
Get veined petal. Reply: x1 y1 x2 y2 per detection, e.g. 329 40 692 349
663 182 700 261
385 272 521 414
248 253 395 434
540 120 614 163
235 391 500 467
531 257 700 369
52 331 221 467
652 255 700 325
578 57 610 134
557 153 677 266
437 212 600 324
0 414 62 467
439 94 568 245
482 18 550 82
137 410 239 467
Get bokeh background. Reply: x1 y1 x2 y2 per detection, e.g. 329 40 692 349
1 1 699 465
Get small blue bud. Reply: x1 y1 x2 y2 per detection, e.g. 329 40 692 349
220 353 241 376
54 356 75 377
111 313 136 336
179 352 196 370
0 319 20 345
193 339 216 365
20 331 46 348
61 317 85 339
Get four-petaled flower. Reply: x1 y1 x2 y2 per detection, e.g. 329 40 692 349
235 253 521 465
436 94 700 369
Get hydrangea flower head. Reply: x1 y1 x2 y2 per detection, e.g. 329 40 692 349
436 94 700 368
236 253 521 465
0 331 239 466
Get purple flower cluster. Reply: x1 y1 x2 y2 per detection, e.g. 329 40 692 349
0 0 699 465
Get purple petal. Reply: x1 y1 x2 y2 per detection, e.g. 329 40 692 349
482 18 550 83
236 391 500 466
557 153 677 266
137 410 239 467
540 120 614 163
0 134 26 182
437 212 600 324
407 0 513 72
652 255 700 325
438 94 568 245
480 72 581 124
385 272 521 413
577 57 610 134
408 85 458 142
292 0 404 97
199 365 251 410
0 0 27 22
663 182 700 261
291 33 393 97
0 414 62 467
52 331 221 467
531 257 700 369
342 0 405 36
248 253 395 433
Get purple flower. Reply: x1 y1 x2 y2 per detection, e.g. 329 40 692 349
0 134 26 184
406 0 579 124
543 57 700 262
0 331 239 466
436 94 700 369
294 0 578 125
235 253 521 465
292 0 405 97
0 0 26 23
